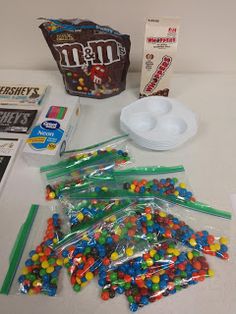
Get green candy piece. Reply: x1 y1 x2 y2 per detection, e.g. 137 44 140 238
146 220 154 226
26 274 36 282
73 284 81 292
174 277 182 286
175 285 182 291
39 269 47 277
193 250 200 257
98 236 106 245
65 262 71 269
110 272 118 282
48 258 56 265
51 278 58 285
116 279 125 287
127 295 134 303
180 271 187 278
124 282 131 290
152 283 160 291
84 247 91 254
168 242 176 249
154 253 160 261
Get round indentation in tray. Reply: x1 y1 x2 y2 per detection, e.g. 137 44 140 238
146 97 172 115
158 117 188 136
128 112 157 132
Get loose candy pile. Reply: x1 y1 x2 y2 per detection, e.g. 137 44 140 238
18 214 64 296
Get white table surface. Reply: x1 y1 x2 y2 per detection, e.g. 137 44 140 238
0 70 236 314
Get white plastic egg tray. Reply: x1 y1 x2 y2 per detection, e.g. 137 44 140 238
120 96 198 150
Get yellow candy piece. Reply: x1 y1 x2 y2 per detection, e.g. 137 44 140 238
21 267 29 275
77 86 82 91
46 266 54 274
159 211 167 218
208 269 215 277
173 249 180 257
92 151 98 156
101 186 108 192
189 238 197 247
33 279 41 287
209 244 217 252
56 259 63 266
187 252 193 260
77 212 84 221
214 243 221 251
85 272 94 281
109 215 117 222
151 275 160 283
179 182 186 189
219 237 229 245
130 184 136 191
106 147 112 152
49 192 56 199
159 270 165 275
63 257 69 265
115 227 122 236
126 247 134 257
38 253 44 257
167 248 174 254
76 277 81 284
31 254 39 262
146 258 154 267
51 26 57 31
41 261 49 269
174 191 179 196
79 77 84 83
82 234 89 241
141 274 146 280
53 238 58 244
146 213 152 221
28 289 35 296
149 249 156 257
111 252 119 261
81 282 88 288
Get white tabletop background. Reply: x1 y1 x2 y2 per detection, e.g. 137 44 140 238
0 70 235 314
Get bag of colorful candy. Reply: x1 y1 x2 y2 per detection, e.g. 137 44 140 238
87 165 196 202
57 163 194 230
0 205 67 296
54 200 174 293
59 192 133 231
40 135 133 200
99 239 214 311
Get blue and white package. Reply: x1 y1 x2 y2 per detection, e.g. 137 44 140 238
23 102 79 167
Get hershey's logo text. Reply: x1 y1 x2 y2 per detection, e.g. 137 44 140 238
54 39 126 67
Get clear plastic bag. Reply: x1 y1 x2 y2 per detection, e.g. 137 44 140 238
54 201 170 293
59 193 133 231
89 166 196 202
99 240 213 310
0 205 67 296
40 136 132 200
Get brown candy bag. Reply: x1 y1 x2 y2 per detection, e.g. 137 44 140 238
39 19 131 99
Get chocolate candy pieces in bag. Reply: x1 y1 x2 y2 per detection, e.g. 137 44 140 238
39 19 131 99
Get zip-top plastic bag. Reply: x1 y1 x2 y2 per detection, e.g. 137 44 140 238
99 240 213 309
89 165 195 202
54 200 174 293
0 205 67 296
40 135 132 200
59 193 133 231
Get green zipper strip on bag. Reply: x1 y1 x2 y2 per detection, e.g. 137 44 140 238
113 165 185 176
161 195 232 220
40 134 129 173
46 152 124 181
62 134 129 154
63 189 232 220
0 205 39 295
89 165 185 182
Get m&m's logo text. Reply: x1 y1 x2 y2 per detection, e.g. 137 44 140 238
41 120 60 130
54 39 126 68
144 55 172 93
